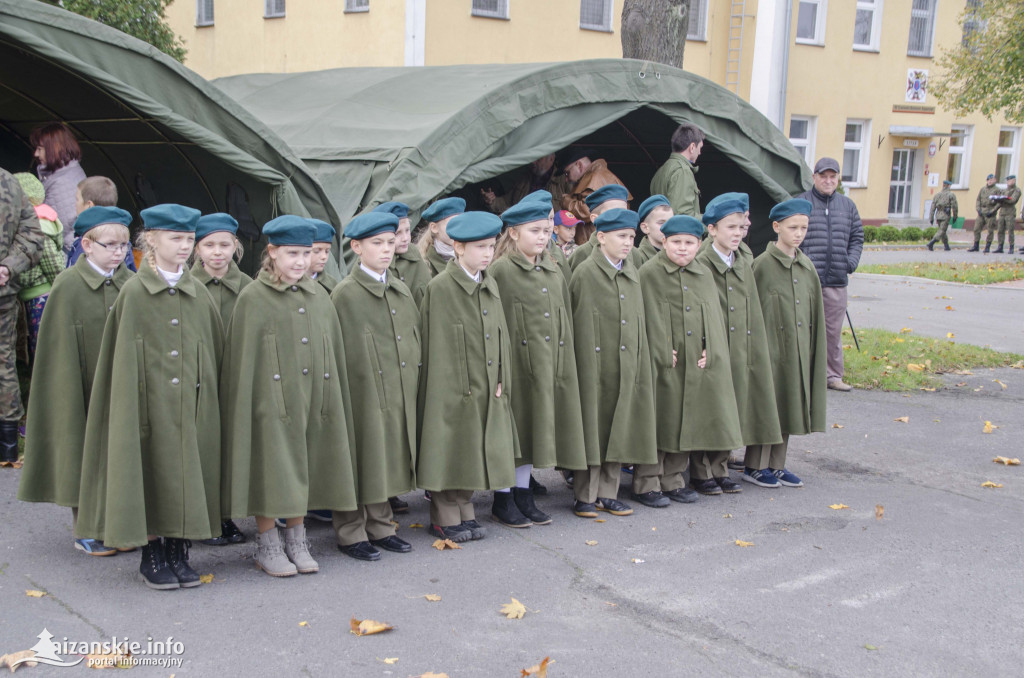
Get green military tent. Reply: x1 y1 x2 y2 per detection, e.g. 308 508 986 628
0 0 337 273
215 59 810 263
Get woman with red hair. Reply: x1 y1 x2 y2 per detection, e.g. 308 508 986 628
30 123 87 254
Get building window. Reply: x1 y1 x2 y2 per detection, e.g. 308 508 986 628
907 0 936 57
471 0 509 20
946 125 972 189
264 0 285 19
580 0 613 32
796 0 827 45
687 0 708 40
995 127 1020 183
842 119 870 187
853 0 882 51
196 0 214 26
788 116 817 164
345 0 369 12
962 0 984 48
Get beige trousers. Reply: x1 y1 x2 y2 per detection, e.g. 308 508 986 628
332 501 395 546
428 490 475 527
573 462 622 503
632 450 689 494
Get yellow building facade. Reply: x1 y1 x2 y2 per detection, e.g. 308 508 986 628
168 0 1020 224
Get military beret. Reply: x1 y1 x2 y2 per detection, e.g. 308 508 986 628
942 179 953 186
594 208 639 233
446 211 503 242
1007 175 1017 180
638 194 672 223
421 197 466 223
769 198 812 222
521 189 552 205
585 184 629 211
195 213 238 241
345 212 399 240
372 201 410 218
661 215 705 239
263 215 316 246
501 200 551 227
702 192 749 226
13 173 44 206
74 206 132 237
987 173 995 180
140 204 200 232
309 218 337 243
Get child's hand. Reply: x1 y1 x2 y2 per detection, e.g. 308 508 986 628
697 349 707 369
0 265 9 286
495 382 502 398
672 349 678 368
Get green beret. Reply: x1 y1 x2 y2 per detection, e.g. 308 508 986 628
372 201 410 218
309 218 336 243
263 215 316 246
13 173 44 206
195 213 238 241
702 192 749 226
594 208 639 233
140 204 200 232
769 198 812 222
446 211 502 242
638 194 671 223
1007 175 1017 180
421 197 466 223
521 190 552 204
942 179 953 186
346 212 399 240
74 206 132 237
501 200 551 227
585 184 629 211
661 215 704 239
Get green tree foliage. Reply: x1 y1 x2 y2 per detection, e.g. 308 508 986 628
934 0 1024 123
39 0 186 62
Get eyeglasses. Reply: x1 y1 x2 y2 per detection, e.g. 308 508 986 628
93 242 131 253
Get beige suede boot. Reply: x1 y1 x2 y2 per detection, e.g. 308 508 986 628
255 527 297 577
282 523 319 574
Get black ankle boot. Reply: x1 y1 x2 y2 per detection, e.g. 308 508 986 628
491 491 531 528
984 244 991 253
994 246 1005 253
967 243 979 252
926 240 935 251
164 538 201 587
512 487 552 525
0 420 19 463
140 539 179 590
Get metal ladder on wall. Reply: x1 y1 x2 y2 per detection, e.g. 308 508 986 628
725 0 746 94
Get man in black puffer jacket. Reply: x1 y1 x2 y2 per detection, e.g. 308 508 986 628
796 157 863 392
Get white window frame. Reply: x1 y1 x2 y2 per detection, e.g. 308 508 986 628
853 0 882 52
580 0 614 32
788 115 817 166
345 0 369 13
471 0 509 20
842 119 871 188
196 0 214 27
996 126 1021 185
946 124 972 190
264 0 285 19
795 0 828 46
686 0 708 41
907 0 937 57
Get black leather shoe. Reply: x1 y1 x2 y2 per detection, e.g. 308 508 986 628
491 491 531 527
222 519 246 544
691 478 723 495
596 497 633 515
164 538 201 588
664 487 699 503
631 491 670 508
529 475 548 495
726 457 745 471
370 535 412 553
573 500 597 518
338 541 381 561
200 533 228 546
715 476 743 493
388 496 410 514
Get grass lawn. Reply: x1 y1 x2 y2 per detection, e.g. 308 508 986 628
857 260 1024 284
842 327 1024 391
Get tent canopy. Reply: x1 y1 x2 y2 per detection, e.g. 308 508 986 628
0 0 337 271
215 59 811 258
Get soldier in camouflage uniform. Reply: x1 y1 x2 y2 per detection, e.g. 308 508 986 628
0 167 46 464
993 175 1020 254
969 173 1001 252
927 179 958 251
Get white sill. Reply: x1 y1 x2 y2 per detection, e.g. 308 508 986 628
852 45 879 53
795 38 825 47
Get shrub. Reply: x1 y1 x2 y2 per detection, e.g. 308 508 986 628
922 226 938 240
863 225 878 242
876 225 901 242
900 226 923 241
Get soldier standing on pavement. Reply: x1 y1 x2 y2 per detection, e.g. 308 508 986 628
927 179 958 251
993 175 1020 254
968 173 1000 252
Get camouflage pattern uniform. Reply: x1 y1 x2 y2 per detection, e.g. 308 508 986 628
927 186 958 250
973 183 1002 249
995 181 1020 253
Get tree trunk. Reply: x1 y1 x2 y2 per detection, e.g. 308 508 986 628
620 0 690 69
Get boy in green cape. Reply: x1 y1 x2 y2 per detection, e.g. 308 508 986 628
568 184 629 272
630 194 672 268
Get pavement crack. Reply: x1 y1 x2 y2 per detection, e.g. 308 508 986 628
25 575 107 638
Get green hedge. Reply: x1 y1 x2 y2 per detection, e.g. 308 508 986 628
863 224 934 243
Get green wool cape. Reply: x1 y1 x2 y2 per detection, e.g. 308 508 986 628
639 251 743 452
314 271 339 295
75 265 223 547
629 236 659 269
568 232 598 273
220 271 358 518
752 243 827 436
423 243 452 278
331 267 419 504
389 247 432 305
546 239 571 281
489 250 587 470
569 248 658 465
416 261 519 491
191 259 253 327
18 258 133 507
695 242 783 447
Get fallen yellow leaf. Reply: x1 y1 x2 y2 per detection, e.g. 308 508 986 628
25 590 46 598
735 540 754 547
945 305 955 311
832 423 845 429
0 650 38 671
981 481 1003 488
431 538 462 551
983 421 994 434
829 504 851 510
378 657 399 665
424 593 442 602
414 673 449 678
199 573 214 584
594 518 606 523
907 363 925 372
946 332 955 339
299 621 309 627
875 505 884 520
722 513 733 518
900 327 913 333
584 540 598 546
349 617 394 636
500 597 527 619
994 379 1007 390
408 523 424 528
894 416 909 423
521 656 552 677
993 456 1021 466
631 558 645 563
920 387 936 392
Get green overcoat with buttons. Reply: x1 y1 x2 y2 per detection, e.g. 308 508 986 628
314 271 339 295
416 261 519 491
75 264 223 548
331 267 420 504
547 238 571 281
190 259 252 327
489 250 587 470
629 235 659 269
423 243 451 278
389 247 431 305
220 271 358 518
18 257 134 507
569 247 658 466
695 242 783 447
752 243 828 436
639 251 743 453
568 232 598 273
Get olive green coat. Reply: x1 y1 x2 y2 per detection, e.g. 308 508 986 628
423 244 452 278
629 236 659 269
547 239 570 281
489 250 587 470
18 258 133 507
191 259 253 327
331 267 419 504
221 272 358 517
695 243 783 447
314 271 339 295
568 232 598 273
752 244 828 436
639 251 743 452
416 261 519 491
389 247 431 305
76 265 223 547
569 248 658 465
